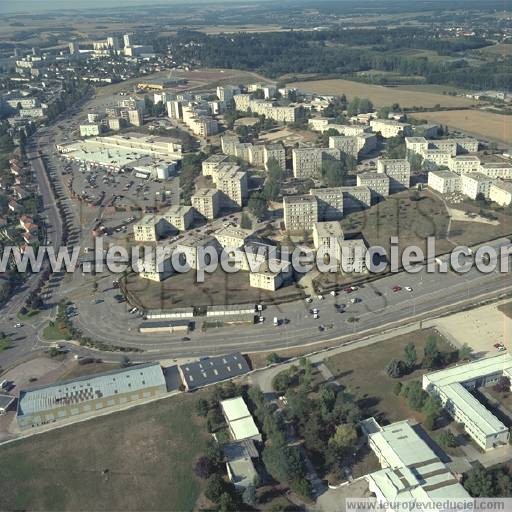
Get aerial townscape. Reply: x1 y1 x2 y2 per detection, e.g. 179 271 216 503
1 0 512 510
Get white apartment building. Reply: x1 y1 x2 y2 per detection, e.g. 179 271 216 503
283 195 318 232
370 119 412 138
423 354 512 451
191 188 222 220
489 181 512 206
479 162 512 179
308 117 332 131
461 172 493 199
182 104 218 137
310 187 344 221
133 215 167 242
428 170 461 194
216 85 240 103
233 94 252 112
248 145 266 168
357 172 390 201
448 155 481 174
421 149 452 168
377 159 411 191
340 238 368 274
405 136 429 156
79 123 103 137
292 147 323 179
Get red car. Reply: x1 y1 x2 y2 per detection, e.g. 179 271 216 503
392 285 402 292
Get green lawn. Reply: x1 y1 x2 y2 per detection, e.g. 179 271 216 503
17 309 41 322
0 393 209 511
42 323 69 341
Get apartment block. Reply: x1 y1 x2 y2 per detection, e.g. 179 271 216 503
448 155 481 174
428 170 461 194
79 123 103 137
479 162 512 179
161 205 194 232
248 144 266 168
340 186 372 211
308 117 332 131
489 181 512 206
214 226 253 249
221 134 240 155
263 144 286 171
191 188 221 220
133 215 167 242
213 165 248 208
340 239 368 274
377 159 411 191
202 154 229 176
310 187 344 221
461 172 493 200
283 195 318 232
292 147 323 179
233 94 252 111
357 172 390 201
249 260 292 291
370 119 412 138
312 221 344 264
421 149 452 168
405 136 429 156
216 85 240 103
329 136 359 158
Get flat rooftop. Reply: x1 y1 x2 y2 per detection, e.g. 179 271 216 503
314 221 344 238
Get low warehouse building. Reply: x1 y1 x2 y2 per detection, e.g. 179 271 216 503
221 396 262 442
16 363 167 429
138 320 190 334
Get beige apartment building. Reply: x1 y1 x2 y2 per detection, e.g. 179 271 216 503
310 187 344 221
329 136 359 158
449 155 481 174
370 119 412 138
308 117 331 131
357 172 390 201
133 214 167 242
214 226 253 249
292 147 323 179
79 123 103 137
339 186 372 211
461 172 493 200
489 181 512 206
421 149 452 168
405 136 429 156
191 188 221 220
283 195 318 232
313 221 345 265
161 205 194 232
213 166 248 208
263 144 286 170
248 144 266 168
249 260 292 291
233 94 252 111
202 154 229 176
428 170 461 194
377 159 411 191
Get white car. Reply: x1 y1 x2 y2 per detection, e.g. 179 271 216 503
14 323 22 328
330 291 337 297
405 286 413 292
305 297 313 303
317 295 324 300
313 313 319 319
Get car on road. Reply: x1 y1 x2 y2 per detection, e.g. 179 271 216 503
392 285 402 292
305 297 313 303
330 291 337 297
405 286 413 292
273 317 279 326
317 295 324 300
14 323 22 328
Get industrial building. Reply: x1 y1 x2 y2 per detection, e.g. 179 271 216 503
423 353 512 450
16 363 168 429
220 396 262 442
178 352 250 391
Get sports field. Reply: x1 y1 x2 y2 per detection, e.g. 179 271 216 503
412 110 512 145
287 79 477 108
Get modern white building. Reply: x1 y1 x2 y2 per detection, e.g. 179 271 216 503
361 417 470 509
423 353 512 451
460 172 493 200
489 180 512 206
428 170 461 194
221 397 262 443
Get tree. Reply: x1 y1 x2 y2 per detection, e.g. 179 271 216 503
494 376 511 393
329 424 358 456
458 343 473 361
386 359 406 378
404 342 417 372
403 381 427 411
194 456 214 479
242 484 257 506
321 159 348 187
377 106 391 119
248 191 267 219
196 398 209 417
266 352 281 365
205 474 227 503
423 335 441 369
464 464 494 497
437 430 457 449
218 492 238 512
120 355 131 368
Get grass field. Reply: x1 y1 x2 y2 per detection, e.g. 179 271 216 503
287 78 477 108
411 110 512 145
0 393 209 511
125 267 304 310
325 328 455 424
479 43 512 57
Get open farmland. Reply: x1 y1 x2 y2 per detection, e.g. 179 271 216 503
479 43 512 57
411 110 512 145
287 79 478 108
0 393 209 511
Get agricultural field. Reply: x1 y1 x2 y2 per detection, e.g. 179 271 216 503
478 43 512 57
0 393 209 511
411 109 512 145
287 78 478 108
